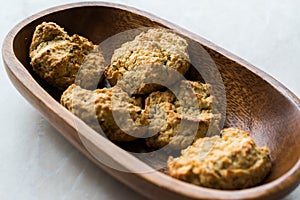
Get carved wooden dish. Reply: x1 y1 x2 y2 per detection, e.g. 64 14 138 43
2 2 300 199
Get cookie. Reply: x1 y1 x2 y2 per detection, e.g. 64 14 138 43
30 22 106 90
167 128 272 189
75 45 107 89
60 84 147 142
105 28 190 94
145 81 214 150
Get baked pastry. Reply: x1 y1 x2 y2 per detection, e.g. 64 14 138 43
75 45 107 89
60 84 147 142
29 22 106 90
167 128 272 189
105 28 190 94
145 80 214 150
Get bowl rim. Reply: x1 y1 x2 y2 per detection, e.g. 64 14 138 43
2 2 300 199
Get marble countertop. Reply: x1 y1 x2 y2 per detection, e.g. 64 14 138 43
0 0 299 199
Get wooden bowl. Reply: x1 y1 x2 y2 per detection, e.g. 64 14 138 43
2 2 300 199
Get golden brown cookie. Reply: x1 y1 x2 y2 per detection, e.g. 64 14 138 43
167 128 272 189
145 81 214 150
105 28 190 94
60 84 147 142
30 22 106 90
75 45 107 89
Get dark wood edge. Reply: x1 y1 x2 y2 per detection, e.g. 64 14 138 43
2 2 300 200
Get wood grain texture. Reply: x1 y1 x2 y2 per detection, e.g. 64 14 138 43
2 2 300 200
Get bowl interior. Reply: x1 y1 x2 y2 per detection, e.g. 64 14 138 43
12 5 300 185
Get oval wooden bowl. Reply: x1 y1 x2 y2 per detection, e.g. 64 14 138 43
2 2 300 199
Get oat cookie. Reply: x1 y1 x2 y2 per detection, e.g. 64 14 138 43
30 22 106 90
105 28 190 94
60 84 147 142
75 45 107 89
167 128 272 189
145 81 214 150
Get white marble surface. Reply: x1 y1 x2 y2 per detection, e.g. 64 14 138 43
0 0 299 199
